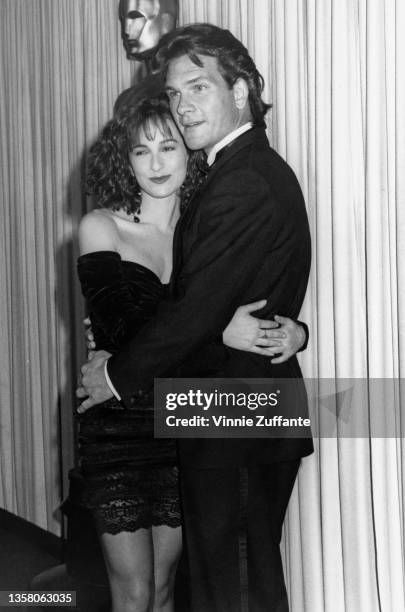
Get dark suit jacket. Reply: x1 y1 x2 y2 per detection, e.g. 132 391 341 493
108 126 313 467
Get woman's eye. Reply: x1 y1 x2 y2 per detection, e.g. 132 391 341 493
162 145 176 152
133 149 148 156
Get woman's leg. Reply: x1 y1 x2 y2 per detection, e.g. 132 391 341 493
100 528 154 612
152 525 182 612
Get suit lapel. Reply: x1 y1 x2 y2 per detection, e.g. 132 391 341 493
171 212 185 284
171 184 203 283
171 127 268 286
203 127 267 191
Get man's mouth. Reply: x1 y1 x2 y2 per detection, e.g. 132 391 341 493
149 175 171 184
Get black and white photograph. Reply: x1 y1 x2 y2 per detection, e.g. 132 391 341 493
0 1 404 611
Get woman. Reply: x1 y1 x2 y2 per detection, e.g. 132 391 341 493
75 76 306 612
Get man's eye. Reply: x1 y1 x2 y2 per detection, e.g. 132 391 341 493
193 84 207 92
162 145 176 152
167 91 179 99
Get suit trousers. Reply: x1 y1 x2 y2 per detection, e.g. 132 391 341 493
179 458 301 612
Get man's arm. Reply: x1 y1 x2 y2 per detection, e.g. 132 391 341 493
106 167 305 408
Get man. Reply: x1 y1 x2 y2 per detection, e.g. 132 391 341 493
79 24 312 611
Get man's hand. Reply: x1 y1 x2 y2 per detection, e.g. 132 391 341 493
76 350 113 413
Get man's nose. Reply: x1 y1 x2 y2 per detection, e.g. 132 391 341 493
176 94 194 116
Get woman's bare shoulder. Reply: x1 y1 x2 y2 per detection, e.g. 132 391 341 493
78 209 118 255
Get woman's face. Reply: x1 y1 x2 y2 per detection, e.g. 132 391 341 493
129 118 188 199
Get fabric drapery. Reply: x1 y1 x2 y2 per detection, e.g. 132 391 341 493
0 1 404 609
0 0 135 533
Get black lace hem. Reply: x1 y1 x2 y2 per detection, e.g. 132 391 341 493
92 498 181 535
94 515 182 535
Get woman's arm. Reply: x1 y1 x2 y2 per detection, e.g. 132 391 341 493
222 300 307 364
77 212 148 351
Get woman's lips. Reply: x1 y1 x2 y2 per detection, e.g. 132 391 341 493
149 175 171 184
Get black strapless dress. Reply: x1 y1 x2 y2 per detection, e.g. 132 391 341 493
69 251 180 535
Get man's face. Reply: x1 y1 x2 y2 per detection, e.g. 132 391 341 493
119 0 176 59
165 54 241 154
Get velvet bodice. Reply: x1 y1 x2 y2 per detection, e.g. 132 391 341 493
77 251 167 353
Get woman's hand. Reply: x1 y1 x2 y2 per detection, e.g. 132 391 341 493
222 300 306 363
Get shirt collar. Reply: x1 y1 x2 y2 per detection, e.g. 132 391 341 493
206 122 253 166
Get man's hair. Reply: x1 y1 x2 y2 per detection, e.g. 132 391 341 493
154 23 271 126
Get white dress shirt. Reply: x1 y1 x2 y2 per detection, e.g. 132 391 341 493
206 122 253 166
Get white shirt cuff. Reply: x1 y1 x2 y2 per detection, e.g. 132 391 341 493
104 358 121 401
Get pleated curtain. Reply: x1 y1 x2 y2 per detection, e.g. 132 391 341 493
0 1 404 610
0 0 136 533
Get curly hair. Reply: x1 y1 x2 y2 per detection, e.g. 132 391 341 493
86 77 204 215
154 23 271 126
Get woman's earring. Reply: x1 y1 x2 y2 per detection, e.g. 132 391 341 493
133 205 141 223
133 184 141 223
